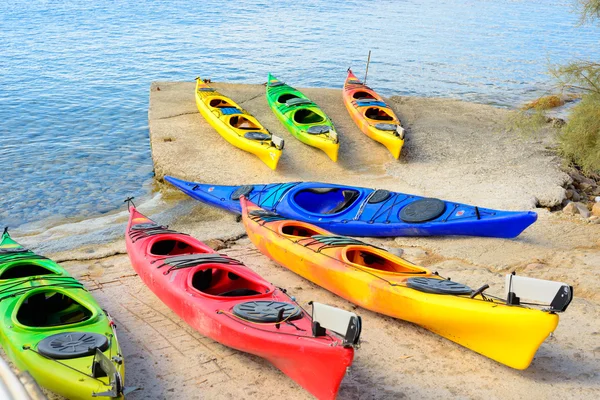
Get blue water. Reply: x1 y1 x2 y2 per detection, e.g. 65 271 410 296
1 0 599 229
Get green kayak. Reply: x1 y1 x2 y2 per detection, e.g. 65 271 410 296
265 73 340 161
0 229 126 400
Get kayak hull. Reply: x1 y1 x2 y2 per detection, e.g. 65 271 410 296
240 198 559 370
343 70 404 158
0 233 125 400
165 176 537 238
266 74 339 161
125 208 353 399
195 78 282 170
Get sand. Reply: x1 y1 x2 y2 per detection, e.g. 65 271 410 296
12 82 600 399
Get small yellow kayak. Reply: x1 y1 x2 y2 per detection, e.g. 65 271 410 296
195 78 284 170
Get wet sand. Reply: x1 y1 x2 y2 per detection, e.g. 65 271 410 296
13 82 600 399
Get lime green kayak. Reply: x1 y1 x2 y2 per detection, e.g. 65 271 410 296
0 230 125 400
265 73 339 161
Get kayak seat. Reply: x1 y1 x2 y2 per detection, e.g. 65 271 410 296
326 190 360 214
352 91 375 99
294 188 359 214
218 288 262 296
294 109 325 124
365 107 394 121
192 268 213 291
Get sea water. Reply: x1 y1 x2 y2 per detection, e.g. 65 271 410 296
1 0 598 229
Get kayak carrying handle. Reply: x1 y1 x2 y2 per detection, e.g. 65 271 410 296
124 197 136 208
2 227 7 235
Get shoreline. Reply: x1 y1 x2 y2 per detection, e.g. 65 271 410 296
11 83 600 399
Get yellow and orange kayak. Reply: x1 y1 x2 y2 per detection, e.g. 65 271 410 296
195 78 284 170
240 197 565 370
342 69 405 158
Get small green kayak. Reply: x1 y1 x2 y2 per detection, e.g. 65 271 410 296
0 229 126 400
265 73 340 161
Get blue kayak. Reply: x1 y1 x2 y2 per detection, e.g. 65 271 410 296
165 176 537 238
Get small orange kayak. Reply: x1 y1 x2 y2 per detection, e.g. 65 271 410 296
240 197 573 370
342 69 405 158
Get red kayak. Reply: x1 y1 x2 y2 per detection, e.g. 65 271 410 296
125 204 360 399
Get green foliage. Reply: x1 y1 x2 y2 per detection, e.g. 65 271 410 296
578 0 600 24
550 61 600 95
558 94 600 173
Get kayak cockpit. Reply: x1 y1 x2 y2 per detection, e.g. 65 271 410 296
352 91 376 100
343 247 427 274
209 98 235 108
190 267 270 297
0 263 57 279
16 290 93 327
280 224 325 239
293 109 325 124
364 107 394 121
277 93 300 104
229 115 261 130
294 188 359 215
150 239 209 257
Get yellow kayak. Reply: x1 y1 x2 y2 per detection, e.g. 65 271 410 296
240 197 573 369
194 78 284 170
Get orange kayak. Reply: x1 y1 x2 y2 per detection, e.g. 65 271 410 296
342 69 405 158
240 197 571 370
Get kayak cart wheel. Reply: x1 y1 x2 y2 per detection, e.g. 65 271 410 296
399 198 446 223
368 189 391 204
233 301 302 323
37 332 109 360
231 185 254 200
131 222 162 230
407 277 472 295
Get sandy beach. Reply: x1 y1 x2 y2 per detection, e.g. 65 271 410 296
17 82 600 399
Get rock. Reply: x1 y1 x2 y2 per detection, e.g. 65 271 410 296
579 182 594 193
572 191 581 202
592 202 600 217
565 189 574 200
387 247 405 257
596 196 600 202
205 239 226 250
563 202 591 218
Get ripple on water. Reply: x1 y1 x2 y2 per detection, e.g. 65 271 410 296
1 0 599 229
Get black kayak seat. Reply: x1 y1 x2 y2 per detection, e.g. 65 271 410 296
326 190 360 214
244 132 271 141
286 98 312 107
